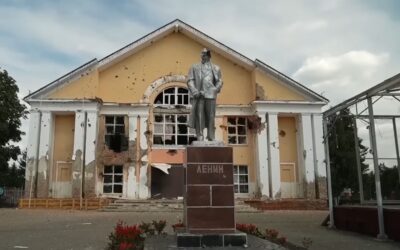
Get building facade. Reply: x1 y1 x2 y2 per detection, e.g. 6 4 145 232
24 20 328 200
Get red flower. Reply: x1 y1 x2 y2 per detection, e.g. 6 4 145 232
119 242 134 250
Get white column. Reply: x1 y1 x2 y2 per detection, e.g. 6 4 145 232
138 114 150 199
267 113 281 198
84 111 98 197
127 115 138 199
300 114 315 183
37 111 53 197
71 111 85 198
38 111 53 179
72 111 85 160
85 111 98 165
25 111 41 198
255 112 269 197
312 114 326 177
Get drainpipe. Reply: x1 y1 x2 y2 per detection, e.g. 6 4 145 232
29 111 42 207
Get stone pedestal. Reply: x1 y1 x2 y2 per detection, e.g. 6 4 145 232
178 145 247 247
184 146 235 234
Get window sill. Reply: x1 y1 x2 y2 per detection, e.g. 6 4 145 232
152 145 187 150
228 144 249 147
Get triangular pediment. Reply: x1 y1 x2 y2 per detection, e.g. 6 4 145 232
24 19 328 104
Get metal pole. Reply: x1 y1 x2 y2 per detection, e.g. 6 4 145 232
353 117 364 203
367 97 387 239
323 118 335 228
392 118 400 183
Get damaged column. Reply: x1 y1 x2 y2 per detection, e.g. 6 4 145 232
25 110 41 198
127 114 138 199
267 112 281 198
84 110 99 198
255 112 270 197
37 111 53 198
300 114 316 198
138 114 150 199
71 111 85 198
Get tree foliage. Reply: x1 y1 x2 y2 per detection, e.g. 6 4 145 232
327 108 369 199
328 108 400 202
0 69 27 185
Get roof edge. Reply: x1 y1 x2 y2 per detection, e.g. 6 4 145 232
24 59 98 102
255 59 329 103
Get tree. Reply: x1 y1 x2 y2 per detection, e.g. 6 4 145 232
0 69 27 186
327 108 369 201
379 163 400 200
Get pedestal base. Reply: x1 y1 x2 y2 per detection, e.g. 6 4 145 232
177 232 247 248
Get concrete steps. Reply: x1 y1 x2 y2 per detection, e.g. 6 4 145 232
100 199 183 212
100 199 260 213
244 199 328 210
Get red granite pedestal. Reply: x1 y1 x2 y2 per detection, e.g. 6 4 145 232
177 145 247 247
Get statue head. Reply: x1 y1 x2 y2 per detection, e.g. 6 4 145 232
201 48 211 63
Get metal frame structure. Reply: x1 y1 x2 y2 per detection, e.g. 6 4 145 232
323 72 400 239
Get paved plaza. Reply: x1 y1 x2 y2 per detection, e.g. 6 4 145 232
0 209 399 250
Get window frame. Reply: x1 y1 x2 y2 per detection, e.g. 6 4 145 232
154 86 191 107
105 115 125 135
103 165 123 194
227 117 248 145
234 165 249 194
153 87 196 147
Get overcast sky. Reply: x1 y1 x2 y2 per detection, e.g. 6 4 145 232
1 0 400 151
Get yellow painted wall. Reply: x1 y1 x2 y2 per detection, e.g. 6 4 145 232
46 32 314 104
254 69 307 101
221 116 255 182
98 33 253 104
49 69 99 99
52 114 75 179
278 116 298 181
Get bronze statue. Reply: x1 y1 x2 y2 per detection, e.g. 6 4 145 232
187 48 223 141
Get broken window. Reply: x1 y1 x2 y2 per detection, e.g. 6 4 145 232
153 114 196 145
228 117 247 145
153 87 195 146
103 165 123 194
105 115 128 152
154 86 190 107
234 165 249 193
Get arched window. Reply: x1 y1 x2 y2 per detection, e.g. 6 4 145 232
153 87 196 146
154 87 190 106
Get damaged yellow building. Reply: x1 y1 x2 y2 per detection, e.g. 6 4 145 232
24 20 328 200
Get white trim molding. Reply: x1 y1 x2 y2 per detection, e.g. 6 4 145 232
100 103 150 116
252 101 325 114
29 100 100 112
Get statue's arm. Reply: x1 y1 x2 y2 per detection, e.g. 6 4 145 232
187 66 199 96
215 67 223 93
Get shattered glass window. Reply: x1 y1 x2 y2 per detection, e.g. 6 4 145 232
234 165 249 194
228 117 247 145
105 116 127 152
103 165 123 194
152 87 195 146
153 87 190 107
